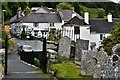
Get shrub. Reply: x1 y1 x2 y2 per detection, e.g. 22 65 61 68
56 31 61 41
48 33 54 41
34 58 40 67
8 40 16 45
21 32 27 40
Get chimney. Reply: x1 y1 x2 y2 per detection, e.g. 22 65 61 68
84 12 89 24
107 12 112 22
71 7 76 18
72 12 77 18
17 7 22 18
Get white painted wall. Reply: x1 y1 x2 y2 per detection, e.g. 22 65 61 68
90 33 110 48
11 22 62 38
62 25 90 41
62 25 111 50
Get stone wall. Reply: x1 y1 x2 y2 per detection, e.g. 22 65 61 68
81 47 120 79
8 44 18 54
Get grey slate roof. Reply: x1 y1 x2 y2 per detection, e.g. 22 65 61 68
13 13 62 23
59 10 83 21
90 18 119 33
63 16 87 26
10 15 17 23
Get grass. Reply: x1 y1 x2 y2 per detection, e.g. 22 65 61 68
0 64 2 71
50 61 92 80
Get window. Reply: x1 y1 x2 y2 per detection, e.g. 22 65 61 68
33 23 39 27
50 23 54 26
34 30 39 36
74 26 80 34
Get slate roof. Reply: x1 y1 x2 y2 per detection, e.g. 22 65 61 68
90 18 119 33
10 15 17 23
13 13 62 23
63 16 87 26
59 10 83 21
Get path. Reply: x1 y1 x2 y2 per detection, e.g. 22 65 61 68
3 52 47 79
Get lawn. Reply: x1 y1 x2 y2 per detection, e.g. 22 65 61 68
50 61 92 80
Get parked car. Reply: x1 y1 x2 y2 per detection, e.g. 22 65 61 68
18 45 33 55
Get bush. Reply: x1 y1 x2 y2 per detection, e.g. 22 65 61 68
34 58 40 67
21 32 27 40
8 40 16 45
56 31 61 40
48 33 54 41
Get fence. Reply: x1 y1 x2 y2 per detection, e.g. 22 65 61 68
20 51 42 65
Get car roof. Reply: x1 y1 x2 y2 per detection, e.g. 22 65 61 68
22 45 32 47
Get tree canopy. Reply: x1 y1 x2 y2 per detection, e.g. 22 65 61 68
2 2 120 21
101 21 120 55
56 2 72 9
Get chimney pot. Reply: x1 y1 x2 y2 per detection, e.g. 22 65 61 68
107 12 112 22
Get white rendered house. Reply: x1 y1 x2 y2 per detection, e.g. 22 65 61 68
62 12 119 49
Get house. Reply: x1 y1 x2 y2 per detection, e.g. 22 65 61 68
10 7 82 38
10 7 62 38
57 8 83 25
62 12 119 49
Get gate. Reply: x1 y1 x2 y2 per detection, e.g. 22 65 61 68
20 38 47 73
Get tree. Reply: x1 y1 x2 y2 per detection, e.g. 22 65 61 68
24 6 31 16
29 2 45 8
56 2 72 9
72 2 83 16
97 9 105 18
101 21 120 55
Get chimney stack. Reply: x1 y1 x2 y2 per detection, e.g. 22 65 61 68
71 7 76 18
84 12 89 24
17 7 22 18
107 12 112 22
72 12 76 18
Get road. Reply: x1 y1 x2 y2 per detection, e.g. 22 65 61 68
11 38 43 51
3 38 47 79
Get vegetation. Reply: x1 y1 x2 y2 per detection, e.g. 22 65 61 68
72 2 84 16
0 64 2 71
48 31 62 41
50 61 92 79
2 2 120 21
56 2 72 9
21 30 27 40
24 6 31 15
8 39 16 45
80 5 106 18
34 58 40 67
48 33 54 41
56 31 61 41
101 21 120 55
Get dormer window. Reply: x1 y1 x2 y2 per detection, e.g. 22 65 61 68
50 23 54 26
34 23 39 27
